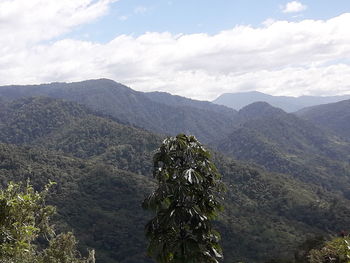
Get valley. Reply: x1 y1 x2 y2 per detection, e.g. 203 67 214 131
0 79 350 263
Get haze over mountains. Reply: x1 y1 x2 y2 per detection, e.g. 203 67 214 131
0 79 350 263
213 91 350 112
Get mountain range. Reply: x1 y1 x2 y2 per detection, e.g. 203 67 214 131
213 91 350 112
214 101 350 196
296 99 350 141
0 79 350 263
0 79 238 144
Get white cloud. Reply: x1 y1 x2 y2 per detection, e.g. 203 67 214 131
134 5 149 14
282 1 307 13
0 1 349 101
118 15 128 21
0 0 116 49
262 18 276 27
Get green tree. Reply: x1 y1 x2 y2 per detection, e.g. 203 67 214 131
0 181 95 263
308 235 350 263
143 134 224 263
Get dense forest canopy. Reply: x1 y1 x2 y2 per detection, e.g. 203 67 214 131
0 80 349 262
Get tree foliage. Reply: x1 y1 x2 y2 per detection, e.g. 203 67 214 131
143 134 224 263
0 181 95 263
308 236 350 263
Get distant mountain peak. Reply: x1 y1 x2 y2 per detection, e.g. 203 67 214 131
78 78 120 85
235 90 267 95
241 101 271 108
239 101 285 119
213 91 350 112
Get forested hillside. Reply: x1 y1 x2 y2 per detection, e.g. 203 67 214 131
0 79 238 144
144 91 236 116
1 96 350 262
296 99 350 141
0 143 155 263
215 102 350 196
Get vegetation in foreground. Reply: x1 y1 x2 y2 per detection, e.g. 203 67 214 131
0 181 95 263
143 134 224 263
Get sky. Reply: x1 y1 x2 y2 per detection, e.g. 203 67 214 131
0 0 349 100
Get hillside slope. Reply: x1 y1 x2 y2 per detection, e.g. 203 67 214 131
145 91 236 116
0 143 155 263
1 97 350 262
215 102 350 195
0 79 238 143
296 99 350 141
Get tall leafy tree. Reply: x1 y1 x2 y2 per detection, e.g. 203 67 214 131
143 134 224 263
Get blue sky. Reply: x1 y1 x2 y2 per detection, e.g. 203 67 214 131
0 0 349 100
69 0 350 42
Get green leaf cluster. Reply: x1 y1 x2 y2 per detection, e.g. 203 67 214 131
0 181 95 263
143 134 224 263
308 236 350 263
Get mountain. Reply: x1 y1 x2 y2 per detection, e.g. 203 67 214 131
214 102 350 196
1 97 350 262
0 96 160 176
296 99 350 141
213 91 350 112
238 101 285 120
0 79 239 144
144 91 236 116
0 142 155 263
0 97 89 144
